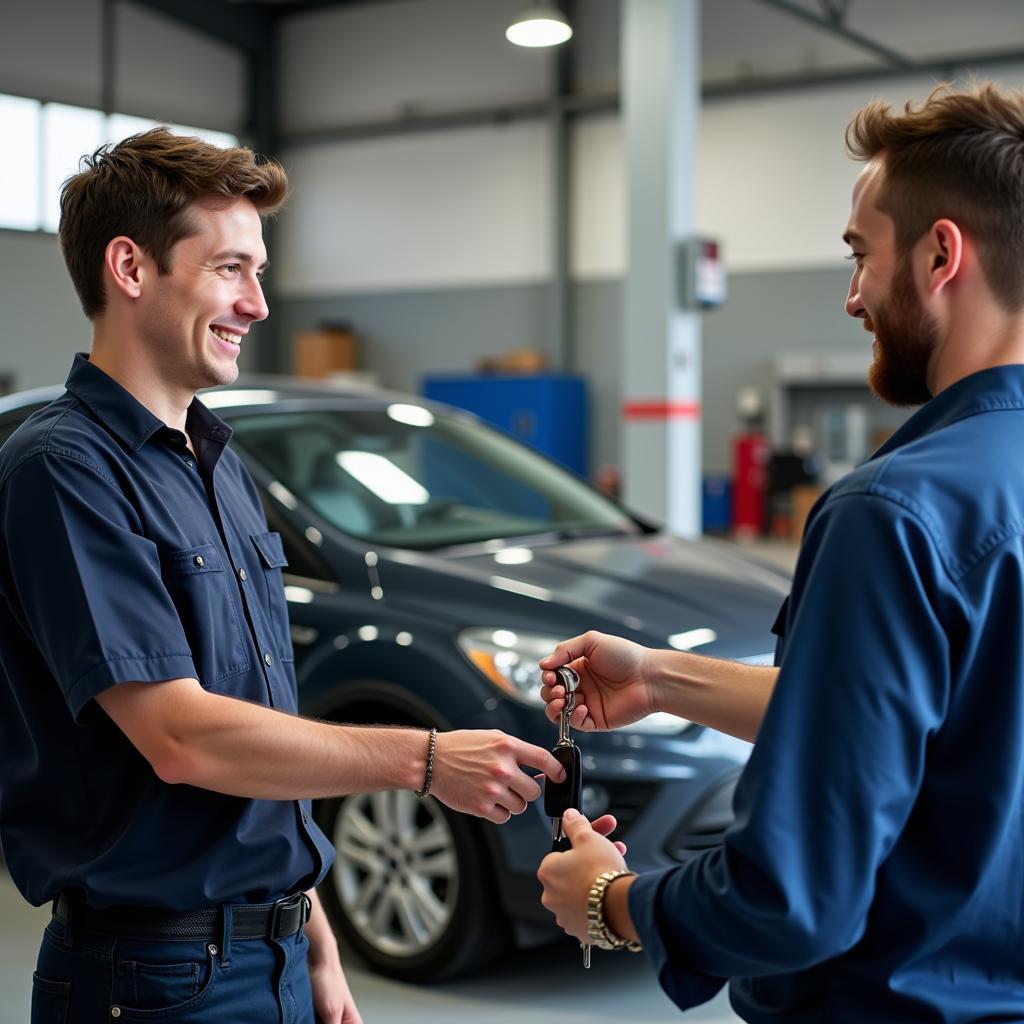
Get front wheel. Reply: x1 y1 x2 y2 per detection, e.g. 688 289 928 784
315 790 509 981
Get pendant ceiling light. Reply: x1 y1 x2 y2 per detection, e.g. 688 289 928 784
505 5 573 48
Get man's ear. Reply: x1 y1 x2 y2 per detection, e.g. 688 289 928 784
104 236 148 301
922 218 963 296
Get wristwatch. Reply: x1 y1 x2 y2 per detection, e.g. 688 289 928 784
586 870 643 952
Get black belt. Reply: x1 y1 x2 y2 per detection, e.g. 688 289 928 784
53 891 311 941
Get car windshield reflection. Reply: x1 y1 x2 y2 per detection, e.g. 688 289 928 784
229 407 637 550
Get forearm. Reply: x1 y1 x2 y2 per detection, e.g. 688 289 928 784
107 680 427 798
165 694 426 798
649 651 777 742
604 873 640 944
305 888 340 969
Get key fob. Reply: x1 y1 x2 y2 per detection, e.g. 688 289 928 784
544 743 582 819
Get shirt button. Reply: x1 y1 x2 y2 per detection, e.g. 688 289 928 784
111 1010 122 1019
264 652 273 667
238 568 247 582
194 555 205 567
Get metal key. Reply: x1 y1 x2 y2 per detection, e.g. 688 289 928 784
544 666 591 968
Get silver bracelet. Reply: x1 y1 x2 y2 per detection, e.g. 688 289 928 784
415 727 437 798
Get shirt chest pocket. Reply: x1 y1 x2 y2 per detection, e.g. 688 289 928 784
160 543 252 683
250 531 294 663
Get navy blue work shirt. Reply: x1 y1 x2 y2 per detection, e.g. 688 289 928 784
0 354 333 910
630 364 1024 1022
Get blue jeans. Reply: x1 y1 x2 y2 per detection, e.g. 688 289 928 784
31 908 315 1023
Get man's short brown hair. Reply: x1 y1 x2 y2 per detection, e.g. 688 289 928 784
846 81 1024 311
59 127 288 319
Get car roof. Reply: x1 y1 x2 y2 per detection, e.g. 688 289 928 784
0 375 457 419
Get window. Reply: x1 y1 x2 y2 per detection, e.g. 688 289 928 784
0 92 239 234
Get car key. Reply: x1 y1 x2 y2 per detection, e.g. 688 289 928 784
544 666 591 967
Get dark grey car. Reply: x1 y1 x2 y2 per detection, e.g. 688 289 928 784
0 378 788 981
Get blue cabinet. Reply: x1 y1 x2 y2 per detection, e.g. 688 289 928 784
423 374 588 476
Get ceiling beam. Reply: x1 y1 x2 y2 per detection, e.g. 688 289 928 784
704 45 1024 100
754 0 914 70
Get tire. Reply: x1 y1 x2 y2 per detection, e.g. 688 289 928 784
314 789 510 982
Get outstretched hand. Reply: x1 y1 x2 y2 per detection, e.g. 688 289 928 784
539 631 658 733
429 729 566 824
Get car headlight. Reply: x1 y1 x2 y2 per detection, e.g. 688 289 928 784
457 628 690 735
457 628 557 706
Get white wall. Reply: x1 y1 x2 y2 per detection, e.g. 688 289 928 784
277 61 1024 297
277 122 553 295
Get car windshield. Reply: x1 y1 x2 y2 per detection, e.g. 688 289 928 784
228 404 638 550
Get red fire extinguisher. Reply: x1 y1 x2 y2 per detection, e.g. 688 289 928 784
731 431 770 538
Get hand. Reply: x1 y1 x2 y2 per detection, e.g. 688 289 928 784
430 729 566 824
307 947 362 1024
538 808 629 942
539 631 658 732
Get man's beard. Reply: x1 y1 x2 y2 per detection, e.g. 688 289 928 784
867 255 937 407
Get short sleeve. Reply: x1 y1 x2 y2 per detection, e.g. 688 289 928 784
1 452 197 719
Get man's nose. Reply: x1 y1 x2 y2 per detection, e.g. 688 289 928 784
845 275 865 320
238 277 269 323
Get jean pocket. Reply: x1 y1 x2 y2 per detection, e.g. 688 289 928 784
116 959 200 1011
31 972 70 1024
112 942 218 1019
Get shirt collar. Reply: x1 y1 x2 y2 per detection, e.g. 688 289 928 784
64 352 233 452
870 363 1024 462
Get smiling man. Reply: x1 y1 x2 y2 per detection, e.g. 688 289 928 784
0 128 575 1024
538 82 1024 1021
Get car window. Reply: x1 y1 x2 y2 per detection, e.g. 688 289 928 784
228 406 637 550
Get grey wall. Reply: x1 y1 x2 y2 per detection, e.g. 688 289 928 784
0 231 88 391
271 263 880 481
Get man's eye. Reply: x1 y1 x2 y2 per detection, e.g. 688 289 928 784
221 264 241 274
845 252 864 263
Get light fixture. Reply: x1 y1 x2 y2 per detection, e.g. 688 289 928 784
505 5 572 48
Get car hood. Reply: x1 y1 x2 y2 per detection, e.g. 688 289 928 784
382 532 789 660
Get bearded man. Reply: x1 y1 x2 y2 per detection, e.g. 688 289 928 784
537 82 1024 1023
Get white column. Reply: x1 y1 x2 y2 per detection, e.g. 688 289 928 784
621 0 702 537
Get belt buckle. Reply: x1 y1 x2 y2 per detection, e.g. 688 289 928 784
269 892 310 938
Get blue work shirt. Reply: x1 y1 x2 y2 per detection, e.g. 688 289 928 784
0 354 334 910
630 364 1024 1022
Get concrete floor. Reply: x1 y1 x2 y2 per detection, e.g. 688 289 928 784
0 871 740 1023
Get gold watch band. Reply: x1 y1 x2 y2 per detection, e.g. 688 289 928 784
586 870 643 952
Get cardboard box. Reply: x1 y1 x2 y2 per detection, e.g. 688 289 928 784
293 327 358 379
790 484 824 544
475 347 547 374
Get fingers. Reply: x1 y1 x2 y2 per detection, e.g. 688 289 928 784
590 813 619 838
513 739 567 782
538 633 594 671
560 807 595 846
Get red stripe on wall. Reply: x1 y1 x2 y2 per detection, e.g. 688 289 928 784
622 400 702 420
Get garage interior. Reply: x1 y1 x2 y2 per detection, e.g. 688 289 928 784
3 0 1024 1020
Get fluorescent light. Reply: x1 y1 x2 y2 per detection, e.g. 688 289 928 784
387 403 434 427
335 451 429 505
506 5 572 47
668 628 718 651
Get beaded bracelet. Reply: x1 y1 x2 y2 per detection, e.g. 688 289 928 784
415 727 438 798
